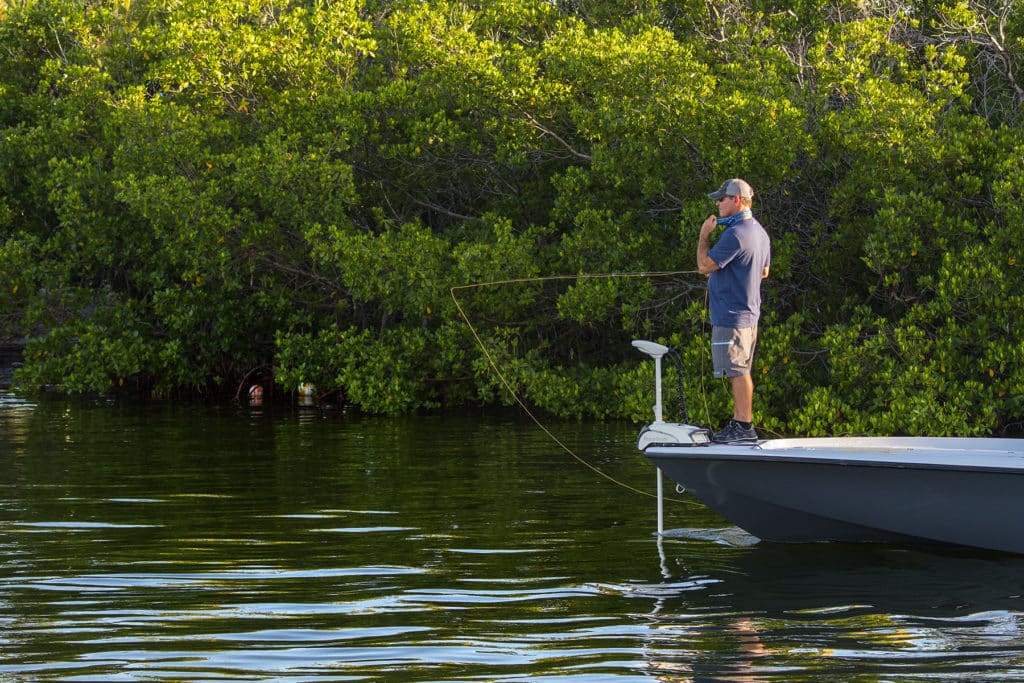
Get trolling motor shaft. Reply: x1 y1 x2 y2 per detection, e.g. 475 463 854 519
631 340 670 423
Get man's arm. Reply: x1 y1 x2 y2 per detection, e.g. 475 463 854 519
697 214 720 275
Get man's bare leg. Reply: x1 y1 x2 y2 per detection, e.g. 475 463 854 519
731 373 754 423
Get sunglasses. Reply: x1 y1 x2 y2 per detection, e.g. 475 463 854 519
716 195 735 203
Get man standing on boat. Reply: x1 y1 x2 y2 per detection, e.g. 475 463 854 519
696 178 771 444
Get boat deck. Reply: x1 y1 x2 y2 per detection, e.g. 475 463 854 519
647 436 1024 473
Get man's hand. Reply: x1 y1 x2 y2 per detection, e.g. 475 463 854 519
700 214 717 238
696 214 720 275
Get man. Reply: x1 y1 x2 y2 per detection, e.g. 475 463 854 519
696 178 771 443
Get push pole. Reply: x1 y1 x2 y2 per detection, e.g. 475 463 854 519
631 340 670 536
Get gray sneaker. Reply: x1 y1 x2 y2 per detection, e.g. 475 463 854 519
713 420 758 444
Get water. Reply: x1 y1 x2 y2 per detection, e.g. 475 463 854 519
3 392 1024 681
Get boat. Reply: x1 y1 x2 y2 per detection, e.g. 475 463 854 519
632 339 1024 554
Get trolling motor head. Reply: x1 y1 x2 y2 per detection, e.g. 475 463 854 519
632 339 711 449
631 339 670 361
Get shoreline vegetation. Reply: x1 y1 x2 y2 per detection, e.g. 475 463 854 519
1 0 1023 436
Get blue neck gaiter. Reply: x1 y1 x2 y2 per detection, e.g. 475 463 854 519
717 209 752 228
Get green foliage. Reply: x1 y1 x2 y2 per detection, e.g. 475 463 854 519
2 0 1024 436
275 325 436 414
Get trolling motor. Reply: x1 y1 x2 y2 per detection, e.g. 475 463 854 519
632 340 712 449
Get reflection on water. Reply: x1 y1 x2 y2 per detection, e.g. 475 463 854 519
2 393 1024 681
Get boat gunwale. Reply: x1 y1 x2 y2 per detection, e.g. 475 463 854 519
643 440 1024 475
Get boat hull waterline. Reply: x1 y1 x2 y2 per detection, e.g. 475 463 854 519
643 436 1024 554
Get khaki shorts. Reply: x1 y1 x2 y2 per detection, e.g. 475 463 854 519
711 326 758 378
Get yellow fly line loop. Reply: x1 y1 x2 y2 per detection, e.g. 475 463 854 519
450 270 700 501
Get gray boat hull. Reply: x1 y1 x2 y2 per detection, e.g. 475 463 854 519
643 437 1024 554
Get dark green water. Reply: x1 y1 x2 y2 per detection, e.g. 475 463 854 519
3 392 1024 682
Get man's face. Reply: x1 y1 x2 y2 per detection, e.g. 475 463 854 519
716 195 740 217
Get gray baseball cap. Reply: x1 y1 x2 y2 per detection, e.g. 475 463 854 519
708 178 754 200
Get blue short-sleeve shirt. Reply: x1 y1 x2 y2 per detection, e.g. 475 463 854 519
707 217 771 328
